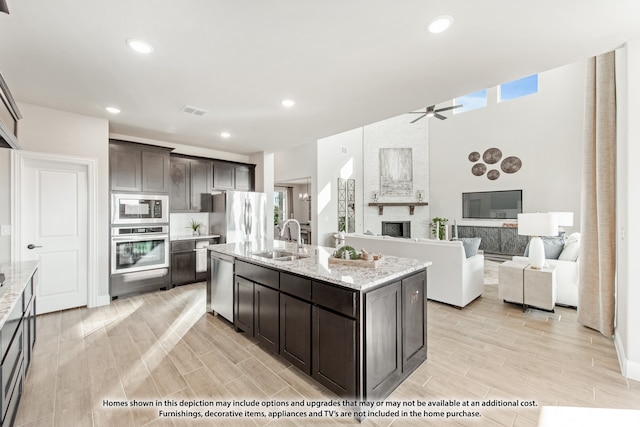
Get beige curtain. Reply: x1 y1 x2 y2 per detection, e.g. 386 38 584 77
578 51 616 336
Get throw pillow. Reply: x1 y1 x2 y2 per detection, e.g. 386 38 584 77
523 236 565 259
559 232 581 261
454 237 481 258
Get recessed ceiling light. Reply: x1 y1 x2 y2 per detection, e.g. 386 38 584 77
281 99 296 108
428 15 453 34
126 38 154 54
105 106 121 114
220 132 231 138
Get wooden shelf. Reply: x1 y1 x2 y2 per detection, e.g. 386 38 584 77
368 202 428 215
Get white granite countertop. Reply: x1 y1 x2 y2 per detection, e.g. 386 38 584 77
171 234 221 241
0 261 38 329
207 240 430 292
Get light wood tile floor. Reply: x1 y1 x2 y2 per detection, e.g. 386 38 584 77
15 261 640 426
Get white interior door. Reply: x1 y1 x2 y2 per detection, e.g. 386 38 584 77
18 156 89 314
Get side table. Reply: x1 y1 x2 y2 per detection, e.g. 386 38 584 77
498 260 556 311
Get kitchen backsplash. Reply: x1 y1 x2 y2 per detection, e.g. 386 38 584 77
170 212 211 237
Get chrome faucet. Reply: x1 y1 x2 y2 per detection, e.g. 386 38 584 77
280 219 304 250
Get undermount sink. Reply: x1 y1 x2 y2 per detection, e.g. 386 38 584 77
251 250 308 261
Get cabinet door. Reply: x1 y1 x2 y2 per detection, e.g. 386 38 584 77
171 251 196 285
312 306 356 397
254 284 279 353
234 166 251 191
280 294 311 374
234 276 254 335
190 159 212 212
364 281 401 400
142 150 170 193
110 143 142 191
402 272 427 373
213 162 235 190
170 157 190 212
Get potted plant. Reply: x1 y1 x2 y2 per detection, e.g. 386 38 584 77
430 217 449 240
188 218 202 236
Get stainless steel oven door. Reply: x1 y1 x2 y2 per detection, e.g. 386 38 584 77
111 233 170 274
111 194 169 225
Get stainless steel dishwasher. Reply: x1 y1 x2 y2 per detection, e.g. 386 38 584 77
207 251 235 323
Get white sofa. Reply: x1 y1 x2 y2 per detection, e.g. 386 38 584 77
344 234 485 308
512 256 579 307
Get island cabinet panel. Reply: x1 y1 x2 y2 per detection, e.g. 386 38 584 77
235 261 279 290
234 276 254 336
279 294 311 375
254 284 280 353
312 306 357 397
402 271 427 373
364 282 402 400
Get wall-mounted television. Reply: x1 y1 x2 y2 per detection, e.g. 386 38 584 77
462 190 523 219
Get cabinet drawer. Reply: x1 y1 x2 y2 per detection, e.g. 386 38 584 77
312 281 357 318
236 261 279 289
171 240 195 252
280 272 311 301
1 296 24 358
2 325 23 416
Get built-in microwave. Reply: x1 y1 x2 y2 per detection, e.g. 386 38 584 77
111 193 168 225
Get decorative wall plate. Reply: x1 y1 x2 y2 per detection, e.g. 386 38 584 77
487 169 500 180
468 151 481 162
472 163 487 176
483 148 502 164
501 156 522 174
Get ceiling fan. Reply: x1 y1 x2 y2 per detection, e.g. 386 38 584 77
409 104 463 123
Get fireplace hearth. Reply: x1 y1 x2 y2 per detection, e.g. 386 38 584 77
382 221 411 238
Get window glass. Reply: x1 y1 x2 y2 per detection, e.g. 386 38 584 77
499 74 538 102
454 89 487 114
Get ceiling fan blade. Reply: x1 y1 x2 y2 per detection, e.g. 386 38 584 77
410 114 426 123
434 113 447 120
434 104 463 113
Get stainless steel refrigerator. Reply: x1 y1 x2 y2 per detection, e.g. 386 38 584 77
208 191 267 322
211 190 267 243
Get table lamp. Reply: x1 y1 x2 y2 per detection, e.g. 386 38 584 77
517 213 559 270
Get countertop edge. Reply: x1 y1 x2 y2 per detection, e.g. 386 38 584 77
208 242 431 291
0 261 38 329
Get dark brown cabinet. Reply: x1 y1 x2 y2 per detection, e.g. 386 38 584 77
280 293 311 374
171 239 216 286
212 161 235 190
363 270 426 400
109 140 171 193
170 156 212 212
234 166 252 191
212 162 255 191
1 268 37 427
254 283 279 353
234 276 254 336
312 305 357 397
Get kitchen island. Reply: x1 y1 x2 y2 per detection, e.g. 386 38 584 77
207 240 430 402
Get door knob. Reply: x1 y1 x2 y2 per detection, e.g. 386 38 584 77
27 244 42 250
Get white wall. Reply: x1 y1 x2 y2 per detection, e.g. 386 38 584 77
429 62 585 233
274 142 318 243
316 129 363 247
14 103 111 304
615 41 640 381
0 149 12 263
363 115 430 238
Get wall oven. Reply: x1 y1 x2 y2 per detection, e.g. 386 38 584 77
111 226 169 274
111 193 169 225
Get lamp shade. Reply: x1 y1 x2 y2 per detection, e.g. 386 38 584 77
517 213 559 237
550 212 574 227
